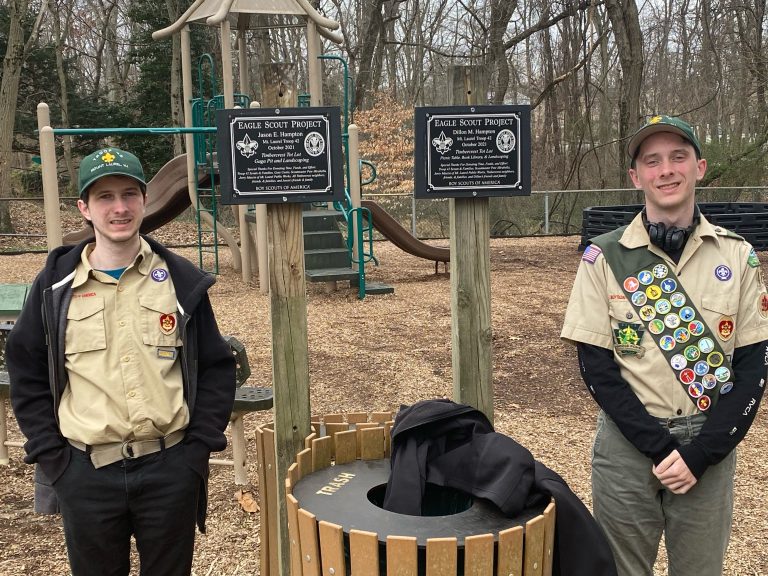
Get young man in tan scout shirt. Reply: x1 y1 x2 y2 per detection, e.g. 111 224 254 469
7 148 236 575
561 116 768 576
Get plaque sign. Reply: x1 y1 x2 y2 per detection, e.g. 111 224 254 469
414 105 531 199
216 107 344 204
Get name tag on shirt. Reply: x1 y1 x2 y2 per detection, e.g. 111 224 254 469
157 347 178 361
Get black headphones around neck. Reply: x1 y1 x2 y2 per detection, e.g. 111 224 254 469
642 207 700 252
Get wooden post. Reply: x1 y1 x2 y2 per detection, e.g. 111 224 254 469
37 103 62 250
447 66 494 423
262 63 306 576
347 124 362 270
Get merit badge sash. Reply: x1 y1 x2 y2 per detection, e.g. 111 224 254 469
618 263 734 411
590 227 734 412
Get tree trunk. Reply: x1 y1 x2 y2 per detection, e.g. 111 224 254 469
0 0 41 233
166 0 183 155
353 0 385 110
49 0 76 194
605 0 644 185
487 0 516 104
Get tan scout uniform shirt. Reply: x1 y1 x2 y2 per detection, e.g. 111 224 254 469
561 213 768 418
59 238 189 445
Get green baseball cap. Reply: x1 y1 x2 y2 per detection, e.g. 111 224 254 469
627 115 702 160
78 147 147 199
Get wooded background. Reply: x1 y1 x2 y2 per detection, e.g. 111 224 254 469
2 0 767 238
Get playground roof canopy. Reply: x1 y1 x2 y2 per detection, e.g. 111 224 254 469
188 0 307 20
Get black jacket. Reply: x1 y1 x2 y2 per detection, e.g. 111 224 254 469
383 399 617 576
6 236 236 531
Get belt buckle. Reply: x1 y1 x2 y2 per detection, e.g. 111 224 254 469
121 441 137 459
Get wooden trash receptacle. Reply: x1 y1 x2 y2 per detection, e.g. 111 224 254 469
281 419 556 576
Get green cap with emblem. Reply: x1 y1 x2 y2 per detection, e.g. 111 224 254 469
627 115 702 161
78 147 147 199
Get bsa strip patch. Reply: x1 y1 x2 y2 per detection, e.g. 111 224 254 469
613 322 645 357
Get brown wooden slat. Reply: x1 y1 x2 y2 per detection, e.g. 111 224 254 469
497 525 523 576
371 410 394 423
425 537 457 576
311 436 333 471
386 535 418 576
349 529 380 576
324 413 344 423
304 432 317 450
542 501 556 576
255 427 272 576
286 463 298 494
346 411 369 424
318 521 346 576
297 447 312 479
325 422 350 438
524 514 546 576
286 494 303 576
263 427 280 576
360 426 385 461
298 509 321 576
333 429 358 465
464 533 494 576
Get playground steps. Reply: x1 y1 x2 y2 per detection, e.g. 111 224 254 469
303 209 358 284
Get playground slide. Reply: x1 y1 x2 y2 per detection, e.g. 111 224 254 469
361 200 450 263
63 154 202 245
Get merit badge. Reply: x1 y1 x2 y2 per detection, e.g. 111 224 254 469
664 313 681 329
659 335 676 351
652 264 669 279
698 337 715 354
748 248 760 268
673 327 690 343
624 277 640 292
631 291 648 306
646 285 662 300
655 299 672 314
151 268 169 282
715 265 732 281
670 292 686 307
684 345 701 361
159 313 176 335
720 382 734 394
679 307 695 322
715 366 731 382
707 351 724 367
688 320 705 337
661 278 677 293
638 270 654 285
694 361 710 376
639 306 657 321
759 293 768 319
697 396 712 411
688 382 704 398
648 319 665 334
613 323 646 357
702 374 718 389
670 354 688 370
717 316 734 341
680 369 696 384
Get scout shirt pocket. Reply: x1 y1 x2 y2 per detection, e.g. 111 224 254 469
139 293 182 348
701 293 738 345
65 296 107 353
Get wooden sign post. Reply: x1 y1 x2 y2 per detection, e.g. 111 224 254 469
414 66 531 424
216 103 343 576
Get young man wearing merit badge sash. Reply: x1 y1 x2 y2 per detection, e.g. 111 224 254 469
561 116 768 576
6 148 236 575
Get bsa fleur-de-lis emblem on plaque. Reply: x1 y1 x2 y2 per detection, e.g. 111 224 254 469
236 134 259 158
431 131 453 155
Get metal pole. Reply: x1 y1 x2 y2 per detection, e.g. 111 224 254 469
544 193 549 235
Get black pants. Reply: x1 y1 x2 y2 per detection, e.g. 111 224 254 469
53 442 201 576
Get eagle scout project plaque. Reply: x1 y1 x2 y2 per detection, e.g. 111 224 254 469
216 107 344 204
414 105 531 199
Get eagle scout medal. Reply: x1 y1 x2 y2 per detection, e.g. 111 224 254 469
613 322 646 357
717 316 734 341
159 313 176 335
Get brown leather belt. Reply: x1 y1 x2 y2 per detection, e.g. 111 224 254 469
68 430 185 469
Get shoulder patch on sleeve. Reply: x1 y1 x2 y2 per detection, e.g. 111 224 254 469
582 244 602 264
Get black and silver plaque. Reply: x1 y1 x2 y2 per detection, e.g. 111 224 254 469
216 107 344 204
414 105 531 199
